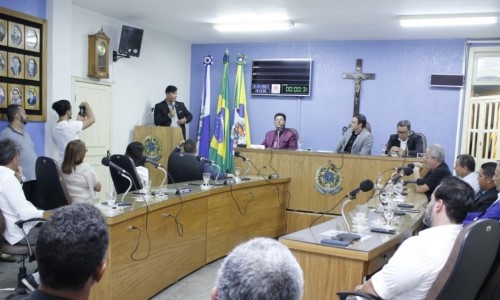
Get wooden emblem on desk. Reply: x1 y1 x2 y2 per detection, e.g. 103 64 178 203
88 28 110 79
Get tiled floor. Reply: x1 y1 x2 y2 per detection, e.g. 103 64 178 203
0 257 223 300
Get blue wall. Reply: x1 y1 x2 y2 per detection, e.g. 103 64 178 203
0 0 46 156
189 39 465 167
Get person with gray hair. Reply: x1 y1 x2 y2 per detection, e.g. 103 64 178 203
454 154 479 193
385 120 424 157
0 139 44 246
25 203 109 300
211 237 304 300
413 144 452 201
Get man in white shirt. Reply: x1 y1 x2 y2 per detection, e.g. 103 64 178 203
455 154 480 193
357 176 475 299
51 100 95 162
0 139 44 246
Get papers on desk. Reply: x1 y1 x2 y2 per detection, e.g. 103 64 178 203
320 229 371 242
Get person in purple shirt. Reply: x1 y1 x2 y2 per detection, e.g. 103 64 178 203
463 161 500 226
261 113 297 149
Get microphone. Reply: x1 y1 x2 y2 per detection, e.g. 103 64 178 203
395 163 414 171
144 156 162 168
196 156 215 164
234 151 249 162
347 179 374 199
342 126 348 135
101 157 131 177
391 167 414 183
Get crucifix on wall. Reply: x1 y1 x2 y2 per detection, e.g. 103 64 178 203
342 59 376 115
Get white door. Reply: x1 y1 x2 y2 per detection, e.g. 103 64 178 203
73 78 112 198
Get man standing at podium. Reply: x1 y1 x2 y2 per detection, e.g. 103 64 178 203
154 85 192 139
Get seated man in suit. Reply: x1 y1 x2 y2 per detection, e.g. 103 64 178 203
357 176 474 299
261 113 297 149
454 154 479 193
473 162 498 213
385 120 423 157
211 237 304 300
334 113 373 155
169 139 233 181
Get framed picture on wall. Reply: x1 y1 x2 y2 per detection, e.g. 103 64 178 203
24 85 39 110
8 83 23 106
8 52 24 79
0 82 6 109
0 19 6 46
25 55 39 80
0 50 6 77
25 26 40 52
0 7 46 121
8 21 23 49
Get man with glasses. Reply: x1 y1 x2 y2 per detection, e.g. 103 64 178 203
385 120 423 157
413 144 452 201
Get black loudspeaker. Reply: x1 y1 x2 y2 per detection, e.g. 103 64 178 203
430 74 464 88
118 25 144 57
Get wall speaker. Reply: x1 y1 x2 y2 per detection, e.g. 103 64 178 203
118 25 144 57
430 74 464 88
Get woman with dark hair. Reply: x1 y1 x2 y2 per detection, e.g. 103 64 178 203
61 140 101 203
125 142 149 184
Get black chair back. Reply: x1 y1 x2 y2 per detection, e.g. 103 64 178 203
167 152 203 183
426 219 500 300
109 154 143 194
35 156 70 210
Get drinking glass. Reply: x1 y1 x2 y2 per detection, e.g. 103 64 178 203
382 143 387 154
298 139 304 150
384 201 396 227
106 191 117 207
142 179 152 195
202 173 210 186
234 167 241 178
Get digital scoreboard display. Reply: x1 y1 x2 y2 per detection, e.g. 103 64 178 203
251 59 312 96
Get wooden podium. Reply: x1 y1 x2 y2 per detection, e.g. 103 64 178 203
133 125 183 186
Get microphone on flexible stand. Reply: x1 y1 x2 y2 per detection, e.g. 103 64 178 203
336 179 374 242
403 178 425 185
342 126 348 135
143 156 168 192
102 157 133 202
196 156 215 164
394 164 414 171
391 167 414 183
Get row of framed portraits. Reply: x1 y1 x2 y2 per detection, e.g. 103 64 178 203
0 83 40 111
0 51 40 80
0 19 41 52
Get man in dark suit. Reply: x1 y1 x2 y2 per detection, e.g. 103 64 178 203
473 162 498 213
385 120 423 157
154 85 192 139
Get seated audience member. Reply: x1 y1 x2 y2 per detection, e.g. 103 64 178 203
473 162 498 212
413 144 452 201
334 113 373 155
61 140 101 203
211 237 303 300
125 141 149 184
170 139 233 180
51 100 95 162
463 161 500 225
357 176 474 299
26 203 109 300
454 154 480 193
0 139 44 246
385 120 423 157
261 113 297 149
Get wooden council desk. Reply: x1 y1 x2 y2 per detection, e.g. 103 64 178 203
279 191 427 300
234 148 426 233
86 177 289 300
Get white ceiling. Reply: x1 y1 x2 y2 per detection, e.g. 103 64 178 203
71 0 500 44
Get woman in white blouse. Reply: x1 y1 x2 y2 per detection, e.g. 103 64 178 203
125 142 149 184
61 140 101 203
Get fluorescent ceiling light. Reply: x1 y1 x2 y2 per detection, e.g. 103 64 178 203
399 14 498 27
213 20 294 32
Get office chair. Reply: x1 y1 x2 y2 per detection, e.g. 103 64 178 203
35 156 71 209
167 152 203 183
336 219 500 300
414 132 427 153
0 209 44 299
109 154 143 194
